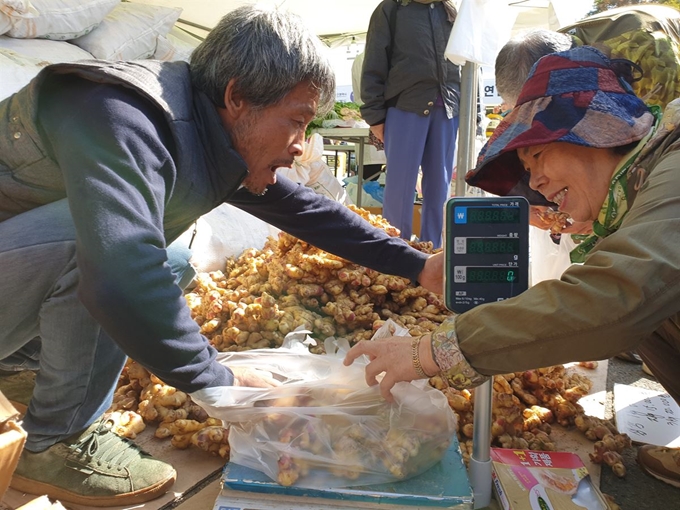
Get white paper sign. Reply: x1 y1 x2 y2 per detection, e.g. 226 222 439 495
614 383 680 447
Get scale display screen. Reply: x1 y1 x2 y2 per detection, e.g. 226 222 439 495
466 207 520 224
444 197 529 313
461 267 519 284
463 237 520 255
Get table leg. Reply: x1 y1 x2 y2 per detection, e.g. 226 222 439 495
356 139 365 208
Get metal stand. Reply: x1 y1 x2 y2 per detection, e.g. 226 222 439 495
315 128 368 208
455 61 493 510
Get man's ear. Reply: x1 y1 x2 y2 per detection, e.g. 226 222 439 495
223 78 248 120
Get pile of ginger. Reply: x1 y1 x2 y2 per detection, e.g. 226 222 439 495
107 205 632 481
185 205 451 352
108 359 230 458
434 363 631 478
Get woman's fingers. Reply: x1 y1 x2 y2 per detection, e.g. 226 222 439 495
344 339 377 366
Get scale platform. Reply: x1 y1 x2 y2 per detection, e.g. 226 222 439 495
213 438 473 510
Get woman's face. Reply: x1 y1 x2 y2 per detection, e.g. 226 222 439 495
517 143 622 223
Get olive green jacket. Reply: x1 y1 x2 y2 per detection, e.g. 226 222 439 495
455 105 680 377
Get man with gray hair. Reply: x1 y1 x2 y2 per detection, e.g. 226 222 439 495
0 5 443 506
495 29 573 108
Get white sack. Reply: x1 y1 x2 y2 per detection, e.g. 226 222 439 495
529 227 578 286
71 2 180 60
0 0 119 40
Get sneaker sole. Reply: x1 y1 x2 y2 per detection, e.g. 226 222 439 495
11 471 176 507
637 458 680 488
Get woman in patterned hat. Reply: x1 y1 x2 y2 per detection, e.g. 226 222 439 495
345 46 680 488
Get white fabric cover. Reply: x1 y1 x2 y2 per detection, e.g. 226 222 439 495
0 34 93 60
71 2 181 60
0 35 94 100
0 11 11 35
276 134 350 205
0 0 119 40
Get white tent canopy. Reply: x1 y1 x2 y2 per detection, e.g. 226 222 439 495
132 0 593 42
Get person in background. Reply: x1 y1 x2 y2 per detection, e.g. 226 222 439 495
0 6 443 506
345 46 680 489
360 0 461 249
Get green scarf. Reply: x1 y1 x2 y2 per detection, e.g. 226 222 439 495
399 0 457 23
570 105 663 263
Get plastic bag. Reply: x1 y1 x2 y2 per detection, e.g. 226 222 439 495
343 175 382 207
445 0 515 66
529 226 578 285
192 327 457 489
171 203 272 274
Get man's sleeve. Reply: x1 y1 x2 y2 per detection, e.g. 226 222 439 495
227 176 429 283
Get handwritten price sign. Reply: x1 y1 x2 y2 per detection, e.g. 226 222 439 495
614 384 680 447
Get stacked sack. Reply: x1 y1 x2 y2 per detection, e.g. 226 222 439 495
0 0 200 99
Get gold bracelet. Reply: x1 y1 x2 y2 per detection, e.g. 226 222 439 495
411 335 429 378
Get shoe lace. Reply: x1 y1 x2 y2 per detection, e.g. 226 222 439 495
69 419 145 470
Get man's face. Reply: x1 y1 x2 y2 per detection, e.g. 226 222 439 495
230 81 319 195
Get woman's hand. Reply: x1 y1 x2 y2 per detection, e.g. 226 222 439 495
230 366 281 388
560 220 593 235
417 252 444 295
530 205 592 236
344 335 437 401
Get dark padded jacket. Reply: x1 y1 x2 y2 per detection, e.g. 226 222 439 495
360 0 461 126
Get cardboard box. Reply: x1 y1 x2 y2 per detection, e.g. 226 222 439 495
0 391 27 500
491 448 612 510
365 204 422 238
16 495 67 510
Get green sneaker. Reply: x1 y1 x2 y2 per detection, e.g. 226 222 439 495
11 419 176 507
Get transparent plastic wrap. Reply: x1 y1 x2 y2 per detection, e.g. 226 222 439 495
192 327 457 488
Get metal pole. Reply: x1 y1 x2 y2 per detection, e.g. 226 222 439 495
356 137 365 208
455 61 493 509
454 61 479 199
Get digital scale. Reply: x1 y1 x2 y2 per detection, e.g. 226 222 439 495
211 196 530 510
443 196 530 509
444 196 530 313
213 441 473 510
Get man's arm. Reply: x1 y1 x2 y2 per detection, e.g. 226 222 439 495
227 176 429 284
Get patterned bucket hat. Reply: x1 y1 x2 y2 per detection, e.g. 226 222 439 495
466 46 654 205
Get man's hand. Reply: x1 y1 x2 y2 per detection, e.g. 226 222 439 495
231 366 281 388
417 252 444 295
370 123 385 142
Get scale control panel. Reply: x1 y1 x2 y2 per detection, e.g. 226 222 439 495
444 197 529 313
